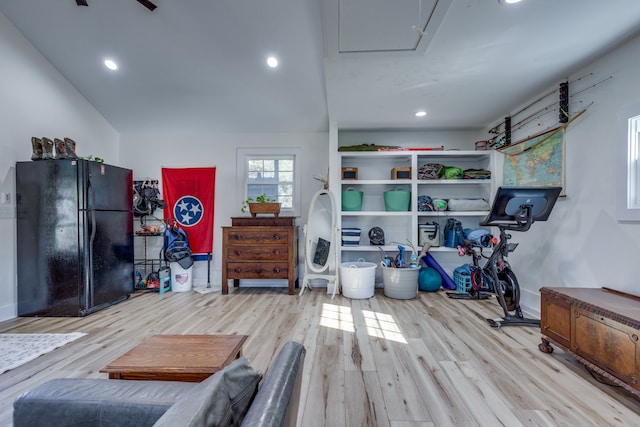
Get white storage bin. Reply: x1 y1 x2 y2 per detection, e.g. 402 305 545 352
339 261 376 299
170 262 193 292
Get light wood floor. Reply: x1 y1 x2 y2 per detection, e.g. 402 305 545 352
1 287 639 426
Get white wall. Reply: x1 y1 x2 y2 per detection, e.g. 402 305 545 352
0 12 119 321
118 132 329 289
490 33 640 316
3 5 639 320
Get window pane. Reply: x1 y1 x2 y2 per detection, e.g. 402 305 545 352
279 171 293 182
262 160 275 172
278 183 292 194
279 160 293 171
248 185 277 200
248 160 263 171
279 195 293 208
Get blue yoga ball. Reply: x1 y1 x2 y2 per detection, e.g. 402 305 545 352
419 267 442 292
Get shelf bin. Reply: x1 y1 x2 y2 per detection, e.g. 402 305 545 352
383 189 410 211
382 266 420 299
342 188 363 211
339 261 376 299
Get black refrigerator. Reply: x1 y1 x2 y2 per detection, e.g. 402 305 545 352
16 159 134 317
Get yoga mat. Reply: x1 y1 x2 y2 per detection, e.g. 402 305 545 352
422 253 456 290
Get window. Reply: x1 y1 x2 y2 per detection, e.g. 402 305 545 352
617 104 640 221
237 148 301 216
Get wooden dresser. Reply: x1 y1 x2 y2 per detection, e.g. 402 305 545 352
221 217 298 295
539 287 640 399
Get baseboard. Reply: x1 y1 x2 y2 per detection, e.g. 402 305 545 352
520 287 541 319
0 303 17 322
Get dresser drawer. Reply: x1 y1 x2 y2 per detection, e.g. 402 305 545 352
226 245 288 261
226 229 290 244
227 262 289 279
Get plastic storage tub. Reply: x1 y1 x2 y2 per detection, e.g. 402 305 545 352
384 188 411 211
382 266 420 299
170 262 193 292
339 261 376 299
342 188 363 211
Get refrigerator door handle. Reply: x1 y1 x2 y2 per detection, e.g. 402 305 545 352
88 177 97 241
85 176 97 311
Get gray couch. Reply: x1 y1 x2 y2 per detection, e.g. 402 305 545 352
13 340 305 427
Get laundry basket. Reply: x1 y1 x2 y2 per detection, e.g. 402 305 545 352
339 261 376 299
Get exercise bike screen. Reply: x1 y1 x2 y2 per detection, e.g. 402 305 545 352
505 197 548 219
484 186 562 223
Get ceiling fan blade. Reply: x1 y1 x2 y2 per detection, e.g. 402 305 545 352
76 0 88 6
137 0 157 11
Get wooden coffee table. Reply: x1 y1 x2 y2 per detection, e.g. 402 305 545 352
100 334 248 382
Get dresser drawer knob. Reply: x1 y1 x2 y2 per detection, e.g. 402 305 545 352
273 235 281 240
273 267 281 273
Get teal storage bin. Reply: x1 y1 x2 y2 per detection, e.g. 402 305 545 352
384 188 411 211
342 187 363 211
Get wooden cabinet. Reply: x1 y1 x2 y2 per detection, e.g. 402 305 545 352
221 217 298 295
539 287 640 399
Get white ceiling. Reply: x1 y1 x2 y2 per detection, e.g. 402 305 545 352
1 0 640 134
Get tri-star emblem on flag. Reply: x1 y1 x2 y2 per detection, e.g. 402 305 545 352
174 195 204 226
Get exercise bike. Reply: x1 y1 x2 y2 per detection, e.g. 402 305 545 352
448 186 562 328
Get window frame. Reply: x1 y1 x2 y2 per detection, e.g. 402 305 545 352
617 103 640 221
236 148 301 217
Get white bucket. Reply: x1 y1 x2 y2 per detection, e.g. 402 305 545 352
339 261 376 299
170 262 193 292
382 266 420 299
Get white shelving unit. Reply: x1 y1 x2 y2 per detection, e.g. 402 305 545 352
336 150 496 275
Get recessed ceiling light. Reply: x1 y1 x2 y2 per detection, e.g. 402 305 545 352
266 56 279 68
499 0 522 3
104 59 118 71
415 111 427 117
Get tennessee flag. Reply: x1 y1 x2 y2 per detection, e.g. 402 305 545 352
161 167 216 254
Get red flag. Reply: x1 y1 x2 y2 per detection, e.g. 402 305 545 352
161 167 216 254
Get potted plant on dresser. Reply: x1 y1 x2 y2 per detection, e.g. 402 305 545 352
241 193 281 217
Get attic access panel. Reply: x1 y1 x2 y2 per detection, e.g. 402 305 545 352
337 0 450 54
